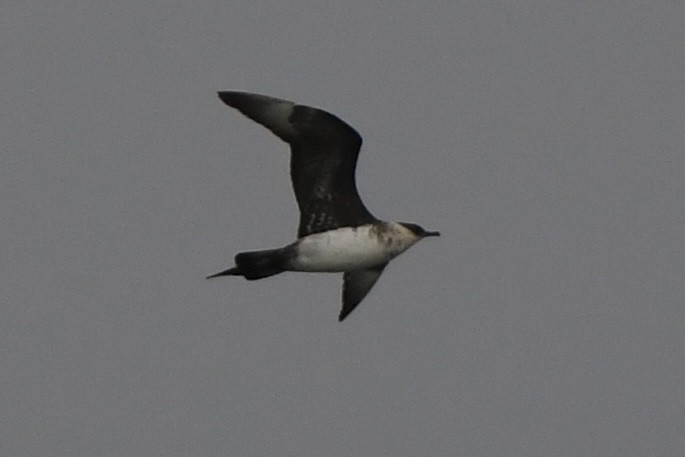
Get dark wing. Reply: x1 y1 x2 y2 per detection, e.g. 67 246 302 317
218 92 377 237
339 265 386 321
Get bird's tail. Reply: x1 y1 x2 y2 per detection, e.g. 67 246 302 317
207 248 287 280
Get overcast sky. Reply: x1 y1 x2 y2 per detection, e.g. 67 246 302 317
2 2 684 456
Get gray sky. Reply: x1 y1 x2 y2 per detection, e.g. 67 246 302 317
2 2 684 456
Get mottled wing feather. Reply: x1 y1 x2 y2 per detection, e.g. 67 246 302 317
218 92 377 237
339 265 386 321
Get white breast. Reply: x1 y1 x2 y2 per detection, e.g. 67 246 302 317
289 223 417 272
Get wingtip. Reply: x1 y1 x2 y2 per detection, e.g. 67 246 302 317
218 91 253 107
217 91 235 105
338 307 354 322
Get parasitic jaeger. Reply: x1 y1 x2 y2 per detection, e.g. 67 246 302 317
208 92 439 321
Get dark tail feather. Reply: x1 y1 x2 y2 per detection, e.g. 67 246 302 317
207 248 286 280
206 266 240 279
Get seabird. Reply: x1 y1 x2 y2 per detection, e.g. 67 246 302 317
208 92 440 321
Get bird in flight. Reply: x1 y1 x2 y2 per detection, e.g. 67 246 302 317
208 92 439 321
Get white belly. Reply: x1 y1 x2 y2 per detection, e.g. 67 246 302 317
289 225 413 272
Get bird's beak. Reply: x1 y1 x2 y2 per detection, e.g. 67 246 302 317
424 230 441 237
